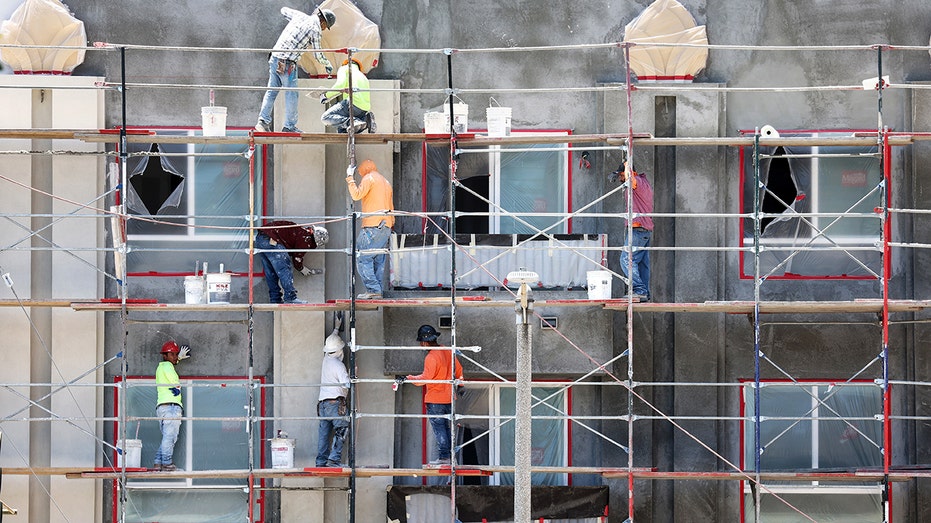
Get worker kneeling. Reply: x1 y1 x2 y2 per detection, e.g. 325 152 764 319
320 58 376 133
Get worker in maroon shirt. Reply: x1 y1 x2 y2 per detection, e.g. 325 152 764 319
255 220 328 303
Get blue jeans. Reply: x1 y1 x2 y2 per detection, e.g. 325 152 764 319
321 99 368 130
155 403 182 466
357 225 391 294
426 403 452 460
258 57 299 129
620 228 652 297
316 399 349 466
255 233 297 303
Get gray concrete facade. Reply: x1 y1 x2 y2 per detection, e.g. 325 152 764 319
5 0 931 522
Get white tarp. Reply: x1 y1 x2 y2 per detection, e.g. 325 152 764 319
623 0 708 80
298 0 381 75
0 0 86 73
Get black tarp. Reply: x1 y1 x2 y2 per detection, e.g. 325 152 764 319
385 485 608 522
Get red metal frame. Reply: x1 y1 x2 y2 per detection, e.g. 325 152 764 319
112 375 267 523
737 128 885 280
112 126 269 278
736 377 885 522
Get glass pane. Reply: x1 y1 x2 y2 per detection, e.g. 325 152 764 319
816 385 882 469
125 489 249 523
498 386 566 485
747 386 814 471
744 491 882 522
813 151 881 238
498 145 566 234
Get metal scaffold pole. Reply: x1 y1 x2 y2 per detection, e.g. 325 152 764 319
751 131 763 523
445 48 460 521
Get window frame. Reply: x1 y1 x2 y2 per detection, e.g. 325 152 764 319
112 375 267 523
115 126 270 276
431 381 573 486
737 129 885 280
420 129 574 235
738 379 885 522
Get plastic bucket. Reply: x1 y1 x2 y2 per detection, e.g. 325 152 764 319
586 270 612 300
270 438 295 469
117 439 142 468
443 102 469 133
183 276 205 304
486 106 512 137
423 111 447 134
201 106 227 137
206 272 231 304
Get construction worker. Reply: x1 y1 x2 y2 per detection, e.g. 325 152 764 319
614 159 654 301
401 325 463 466
154 340 191 471
320 58 376 133
346 159 394 299
316 330 350 467
256 6 336 134
254 221 329 304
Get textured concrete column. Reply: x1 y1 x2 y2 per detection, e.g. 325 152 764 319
514 287 534 522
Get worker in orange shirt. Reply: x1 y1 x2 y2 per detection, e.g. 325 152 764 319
346 159 394 299
402 325 462 466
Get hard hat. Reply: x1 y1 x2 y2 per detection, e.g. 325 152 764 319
161 340 180 354
313 225 329 247
318 8 336 29
324 332 345 353
416 324 440 342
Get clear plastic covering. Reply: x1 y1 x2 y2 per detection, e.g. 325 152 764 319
120 130 264 274
742 138 882 277
0 0 86 73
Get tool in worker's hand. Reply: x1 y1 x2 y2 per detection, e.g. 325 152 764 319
392 375 406 392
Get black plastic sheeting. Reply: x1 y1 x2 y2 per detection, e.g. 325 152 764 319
386 485 608 522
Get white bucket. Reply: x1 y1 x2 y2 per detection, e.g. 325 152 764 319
443 102 469 133
586 270 613 300
201 106 228 137
423 111 447 134
270 438 295 469
117 439 142 468
206 272 231 304
183 276 205 304
486 106 512 137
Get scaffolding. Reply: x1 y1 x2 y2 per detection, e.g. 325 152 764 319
2 35 931 523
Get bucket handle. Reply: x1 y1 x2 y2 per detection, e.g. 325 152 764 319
488 96 501 108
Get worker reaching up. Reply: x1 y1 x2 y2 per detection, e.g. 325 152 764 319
154 340 191 471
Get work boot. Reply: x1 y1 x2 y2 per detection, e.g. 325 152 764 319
159 463 178 471
281 126 303 134
255 119 271 132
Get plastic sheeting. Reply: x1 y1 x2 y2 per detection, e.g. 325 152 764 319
298 0 381 75
386 485 608 522
0 0 86 73
390 234 606 289
623 0 708 80
742 142 882 277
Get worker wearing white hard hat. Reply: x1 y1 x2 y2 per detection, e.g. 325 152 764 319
316 330 349 467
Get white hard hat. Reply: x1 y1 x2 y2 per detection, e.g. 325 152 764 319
324 332 345 353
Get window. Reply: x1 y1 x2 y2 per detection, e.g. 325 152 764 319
422 131 571 235
114 377 265 523
121 129 266 274
740 381 883 522
451 384 570 486
739 131 883 278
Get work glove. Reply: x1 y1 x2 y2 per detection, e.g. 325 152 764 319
177 345 191 360
170 387 181 397
320 93 328 105
325 65 333 74
300 267 312 276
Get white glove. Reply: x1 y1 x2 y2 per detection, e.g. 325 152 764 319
178 345 191 360
300 267 312 276
346 166 355 178
320 93 328 104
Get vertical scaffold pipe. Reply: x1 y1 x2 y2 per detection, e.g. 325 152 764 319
347 50 357 167
752 131 763 523
881 130 892 523
348 210 358 523
445 48 460 520
246 134 257 523
622 40 636 523
117 45 129 523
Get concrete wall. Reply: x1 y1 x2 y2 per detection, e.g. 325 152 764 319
6 0 931 521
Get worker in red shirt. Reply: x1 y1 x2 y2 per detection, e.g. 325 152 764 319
254 220 328 304
403 325 463 466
